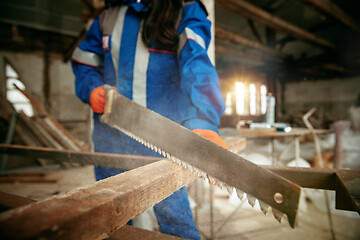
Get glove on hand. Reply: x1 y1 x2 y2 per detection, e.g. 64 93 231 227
192 129 229 149
192 129 228 185
90 86 106 113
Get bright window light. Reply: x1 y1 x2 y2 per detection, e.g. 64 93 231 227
260 85 267 114
6 64 34 117
224 92 232 115
6 65 19 78
249 83 256 115
235 82 245 115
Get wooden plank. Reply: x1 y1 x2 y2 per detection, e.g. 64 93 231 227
0 160 197 239
216 0 336 48
34 117 73 150
335 171 360 213
1 144 357 190
0 192 183 240
42 117 84 151
17 113 57 148
0 191 35 209
265 166 337 190
13 84 87 151
0 177 58 184
0 144 160 170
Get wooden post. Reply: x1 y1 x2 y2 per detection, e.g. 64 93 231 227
0 160 197 239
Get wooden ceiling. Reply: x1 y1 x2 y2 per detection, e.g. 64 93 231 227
0 0 359 82
215 0 360 81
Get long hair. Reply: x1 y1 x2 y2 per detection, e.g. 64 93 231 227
142 0 183 50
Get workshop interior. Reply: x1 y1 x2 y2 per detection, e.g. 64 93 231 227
0 0 359 239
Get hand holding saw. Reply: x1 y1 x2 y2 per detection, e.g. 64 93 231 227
101 88 301 227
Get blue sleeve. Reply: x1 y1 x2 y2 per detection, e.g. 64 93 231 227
177 0 225 132
71 17 104 104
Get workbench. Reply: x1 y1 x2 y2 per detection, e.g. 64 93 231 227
238 127 332 165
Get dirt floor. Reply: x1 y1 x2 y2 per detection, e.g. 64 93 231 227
0 165 359 240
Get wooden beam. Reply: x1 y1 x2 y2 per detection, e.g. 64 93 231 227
0 192 183 239
0 191 35 209
0 144 160 170
63 29 86 62
0 160 197 239
13 84 87 151
215 44 277 63
247 19 263 43
215 26 282 56
335 171 360 213
299 0 360 33
215 0 336 48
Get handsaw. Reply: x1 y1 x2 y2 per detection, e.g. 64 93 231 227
101 88 301 227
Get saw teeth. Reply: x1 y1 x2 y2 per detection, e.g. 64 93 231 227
207 175 217 185
176 158 183 166
199 170 207 180
272 208 284 223
217 180 225 190
117 126 290 226
236 189 245 201
226 186 234 195
247 195 257 207
193 167 201 177
259 200 270 215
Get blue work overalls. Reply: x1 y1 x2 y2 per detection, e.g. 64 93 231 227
72 1 224 239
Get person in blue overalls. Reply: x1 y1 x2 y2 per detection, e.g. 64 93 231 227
72 0 227 239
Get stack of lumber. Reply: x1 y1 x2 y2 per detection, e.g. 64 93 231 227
1 86 86 152
0 86 87 170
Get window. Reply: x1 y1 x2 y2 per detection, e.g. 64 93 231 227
249 84 256 115
6 64 34 117
224 92 233 115
235 82 245 115
260 85 267 114
224 82 268 116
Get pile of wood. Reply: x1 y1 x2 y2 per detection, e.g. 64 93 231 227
0 87 87 169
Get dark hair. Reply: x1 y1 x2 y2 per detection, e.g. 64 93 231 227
142 0 183 50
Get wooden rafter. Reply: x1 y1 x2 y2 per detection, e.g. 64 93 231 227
0 160 197 239
215 44 279 64
215 0 336 49
247 19 263 43
215 26 282 56
299 0 360 33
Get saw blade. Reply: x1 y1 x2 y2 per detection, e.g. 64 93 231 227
101 88 301 227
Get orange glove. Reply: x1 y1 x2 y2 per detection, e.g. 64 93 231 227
192 129 228 149
192 129 228 185
89 86 106 113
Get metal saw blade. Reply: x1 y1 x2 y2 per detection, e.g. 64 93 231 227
101 88 301 227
